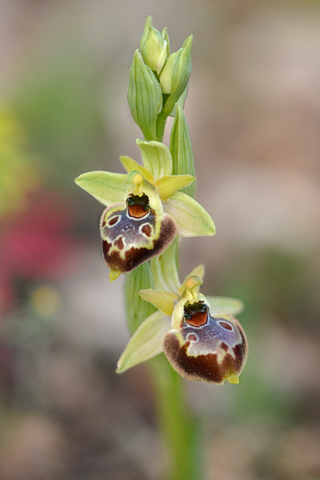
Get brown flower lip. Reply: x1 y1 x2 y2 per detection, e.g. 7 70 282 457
100 196 177 273
163 302 247 384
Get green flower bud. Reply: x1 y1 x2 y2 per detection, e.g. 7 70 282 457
140 16 168 75
127 50 163 141
160 35 193 114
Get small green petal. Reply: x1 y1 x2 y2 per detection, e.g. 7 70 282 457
155 174 195 201
116 311 170 373
150 238 181 293
139 289 177 316
119 156 154 184
206 296 244 316
163 191 215 237
137 139 172 180
75 171 128 206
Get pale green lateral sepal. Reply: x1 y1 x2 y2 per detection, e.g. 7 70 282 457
163 191 215 237
150 238 180 293
119 155 154 184
116 311 170 373
155 174 195 201
75 171 128 206
137 139 172 180
206 296 244 316
139 289 177 316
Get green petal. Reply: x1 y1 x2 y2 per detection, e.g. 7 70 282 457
75 171 128 206
163 191 215 237
119 156 154 184
155 174 195 201
206 296 244 316
139 289 177 316
150 238 181 293
116 311 170 373
137 139 172 180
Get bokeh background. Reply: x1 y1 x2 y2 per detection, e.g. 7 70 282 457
1 0 320 479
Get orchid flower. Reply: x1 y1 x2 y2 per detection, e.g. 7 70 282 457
75 139 215 281
117 241 248 384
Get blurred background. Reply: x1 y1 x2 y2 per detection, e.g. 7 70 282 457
0 0 320 479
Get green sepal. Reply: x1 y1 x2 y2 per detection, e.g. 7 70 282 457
127 50 163 141
160 35 193 115
206 296 244 316
117 311 170 373
150 238 180 293
75 171 128 206
163 191 215 237
170 105 195 198
155 174 195 201
119 155 154 184
139 289 177 316
136 139 172 180
125 263 157 334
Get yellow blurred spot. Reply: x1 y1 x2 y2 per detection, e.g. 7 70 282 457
30 286 61 317
133 173 143 185
186 277 196 289
109 269 121 282
226 373 239 384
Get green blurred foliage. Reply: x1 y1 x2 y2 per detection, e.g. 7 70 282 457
0 107 39 218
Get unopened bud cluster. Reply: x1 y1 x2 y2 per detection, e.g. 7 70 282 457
128 16 193 141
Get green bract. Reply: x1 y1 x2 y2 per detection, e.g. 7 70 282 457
75 140 215 281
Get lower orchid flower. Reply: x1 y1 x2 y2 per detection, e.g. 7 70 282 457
117 242 248 385
75 139 215 281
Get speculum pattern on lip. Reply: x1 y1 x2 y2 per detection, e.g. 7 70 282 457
100 194 176 273
163 302 247 384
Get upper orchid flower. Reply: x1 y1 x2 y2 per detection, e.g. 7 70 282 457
117 242 248 385
75 139 215 281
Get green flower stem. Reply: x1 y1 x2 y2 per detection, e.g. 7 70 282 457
125 261 202 480
149 355 203 480
156 110 169 142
